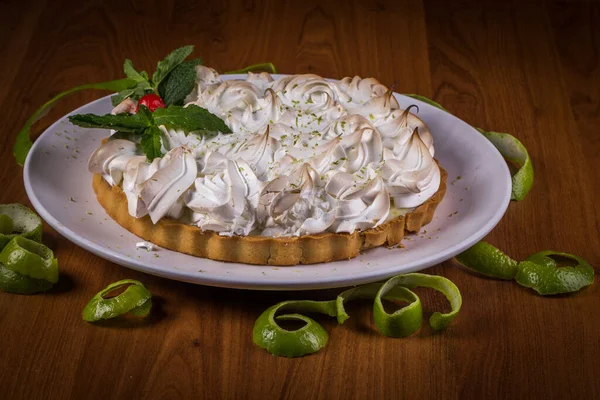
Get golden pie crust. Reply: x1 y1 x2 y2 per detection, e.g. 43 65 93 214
92 167 447 265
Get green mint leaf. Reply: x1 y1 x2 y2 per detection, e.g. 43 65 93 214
152 45 194 88
68 112 150 133
124 59 150 84
120 59 154 103
14 78 137 166
141 126 164 161
153 104 232 135
159 58 203 106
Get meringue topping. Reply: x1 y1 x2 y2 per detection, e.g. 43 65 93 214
90 67 441 237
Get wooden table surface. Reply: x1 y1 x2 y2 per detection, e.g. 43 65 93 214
1 0 598 399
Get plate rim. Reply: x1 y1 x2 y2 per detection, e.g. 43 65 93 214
23 78 512 290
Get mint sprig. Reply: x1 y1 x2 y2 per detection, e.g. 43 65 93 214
124 59 150 84
12 42 280 166
68 104 231 161
111 45 200 107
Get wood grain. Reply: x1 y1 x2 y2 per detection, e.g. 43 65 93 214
0 0 598 399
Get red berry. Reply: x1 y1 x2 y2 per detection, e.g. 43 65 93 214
135 94 166 112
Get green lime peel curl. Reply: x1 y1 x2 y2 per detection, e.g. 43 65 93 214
253 273 461 358
82 279 152 322
455 242 594 296
0 204 56 295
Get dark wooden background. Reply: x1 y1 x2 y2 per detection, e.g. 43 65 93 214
1 0 598 399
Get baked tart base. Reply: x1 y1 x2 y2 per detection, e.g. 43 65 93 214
92 168 447 266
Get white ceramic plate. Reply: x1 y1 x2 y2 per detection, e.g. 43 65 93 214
24 74 511 290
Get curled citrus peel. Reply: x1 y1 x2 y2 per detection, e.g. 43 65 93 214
253 273 462 358
456 242 594 296
82 279 152 322
252 300 337 358
0 236 58 295
516 251 594 295
0 204 55 295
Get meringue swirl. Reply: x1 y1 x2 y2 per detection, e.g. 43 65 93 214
90 67 441 237
186 156 260 236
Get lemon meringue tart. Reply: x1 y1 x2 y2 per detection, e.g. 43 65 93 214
88 68 447 265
